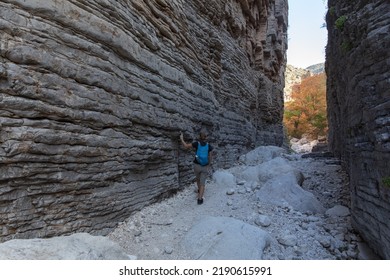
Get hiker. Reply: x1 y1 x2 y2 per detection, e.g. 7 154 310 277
180 131 213 205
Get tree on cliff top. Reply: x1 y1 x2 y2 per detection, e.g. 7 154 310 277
284 73 327 139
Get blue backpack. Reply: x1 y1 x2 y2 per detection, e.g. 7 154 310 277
196 142 209 166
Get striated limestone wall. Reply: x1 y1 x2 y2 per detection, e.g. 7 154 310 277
0 0 288 240
326 0 390 259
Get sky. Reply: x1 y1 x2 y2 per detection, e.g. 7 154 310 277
286 0 328 69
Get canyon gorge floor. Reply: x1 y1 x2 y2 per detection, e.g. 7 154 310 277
109 147 372 260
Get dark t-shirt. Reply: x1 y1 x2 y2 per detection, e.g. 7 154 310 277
192 141 213 165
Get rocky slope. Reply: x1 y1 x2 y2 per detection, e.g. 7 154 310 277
283 65 310 102
306 63 325 75
0 0 288 241
326 0 390 259
283 63 324 101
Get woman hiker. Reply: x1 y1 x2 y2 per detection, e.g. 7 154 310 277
180 131 213 205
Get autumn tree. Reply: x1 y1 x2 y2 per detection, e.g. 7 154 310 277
284 73 327 139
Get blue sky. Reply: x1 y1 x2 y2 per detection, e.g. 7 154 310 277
286 0 328 68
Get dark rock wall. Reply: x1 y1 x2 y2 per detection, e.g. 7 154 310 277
0 0 288 240
326 0 390 259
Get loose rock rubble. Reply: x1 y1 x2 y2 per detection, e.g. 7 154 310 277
0 146 372 260
108 146 366 260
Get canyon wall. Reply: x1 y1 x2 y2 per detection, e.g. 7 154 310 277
326 0 390 259
0 0 288 240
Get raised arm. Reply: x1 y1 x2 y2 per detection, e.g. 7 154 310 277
180 132 193 149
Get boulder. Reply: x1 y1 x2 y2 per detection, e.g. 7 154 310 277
325 205 350 217
0 233 130 260
213 170 236 189
180 216 271 260
256 173 325 214
240 157 304 185
238 146 286 166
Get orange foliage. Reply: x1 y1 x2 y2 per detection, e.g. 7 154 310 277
284 73 327 139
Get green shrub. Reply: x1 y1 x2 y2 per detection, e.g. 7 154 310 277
383 177 390 188
335 15 347 30
329 6 336 17
341 41 353 53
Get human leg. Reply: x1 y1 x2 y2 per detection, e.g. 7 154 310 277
194 163 202 194
197 166 207 204
194 164 207 204
196 177 201 193
198 184 205 200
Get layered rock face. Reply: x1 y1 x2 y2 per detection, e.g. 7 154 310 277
0 0 288 240
326 0 390 259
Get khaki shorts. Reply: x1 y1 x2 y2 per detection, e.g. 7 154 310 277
194 163 208 186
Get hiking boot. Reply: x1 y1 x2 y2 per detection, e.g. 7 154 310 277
197 198 203 205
